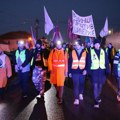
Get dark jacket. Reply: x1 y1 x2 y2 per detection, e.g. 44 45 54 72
31 48 50 70
87 48 110 84
106 46 116 62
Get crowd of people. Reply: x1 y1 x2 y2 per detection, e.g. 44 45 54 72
0 36 120 109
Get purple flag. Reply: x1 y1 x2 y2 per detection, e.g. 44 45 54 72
31 26 36 47
44 6 54 35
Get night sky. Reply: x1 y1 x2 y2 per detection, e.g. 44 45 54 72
0 0 120 40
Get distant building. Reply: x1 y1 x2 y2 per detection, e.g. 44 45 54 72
0 31 32 51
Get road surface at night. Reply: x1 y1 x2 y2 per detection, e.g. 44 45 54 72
0 76 120 120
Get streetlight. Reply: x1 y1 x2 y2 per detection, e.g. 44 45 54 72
108 29 113 35
28 37 32 41
108 30 112 35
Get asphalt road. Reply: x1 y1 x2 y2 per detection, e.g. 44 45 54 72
0 75 120 120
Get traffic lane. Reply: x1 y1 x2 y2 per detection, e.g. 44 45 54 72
63 78 120 120
0 79 51 120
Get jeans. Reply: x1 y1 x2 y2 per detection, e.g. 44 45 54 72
93 83 103 101
72 73 85 99
18 71 30 96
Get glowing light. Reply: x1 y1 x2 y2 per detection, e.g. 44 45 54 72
18 40 25 45
28 37 32 41
75 41 78 45
57 40 62 45
108 29 113 35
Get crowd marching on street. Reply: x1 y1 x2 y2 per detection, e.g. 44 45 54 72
0 36 120 109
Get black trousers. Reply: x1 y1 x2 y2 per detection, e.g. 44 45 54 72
0 88 5 97
18 71 30 96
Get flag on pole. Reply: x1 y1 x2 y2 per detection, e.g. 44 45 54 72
31 26 36 47
52 25 63 43
44 6 54 35
100 17 108 38
67 17 79 40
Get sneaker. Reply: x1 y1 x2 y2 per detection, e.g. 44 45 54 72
74 99 79 105
36 96 44 101
94 101 99 108
94 104 99 108
36 95 41 99
79 94 83 100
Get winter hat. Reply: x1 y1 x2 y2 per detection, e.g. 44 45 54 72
94 39 101 44
36 39 42 45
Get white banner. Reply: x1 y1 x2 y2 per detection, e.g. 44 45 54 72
72 10 96 37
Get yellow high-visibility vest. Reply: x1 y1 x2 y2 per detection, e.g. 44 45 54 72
91 49 105 69
15 50 26 63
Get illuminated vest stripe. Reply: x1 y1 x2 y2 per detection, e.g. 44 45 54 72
52 48 65 68
91 49 105 69
72 50 86 70
31 57 34 66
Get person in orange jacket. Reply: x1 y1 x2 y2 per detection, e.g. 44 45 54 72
48 40 68 104
0 47 12 99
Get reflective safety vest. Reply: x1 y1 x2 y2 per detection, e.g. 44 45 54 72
0 54 6 68
91 49 105 70
72 50 86 70
15 50 30 72
52 48 65 68
15 50 26 64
